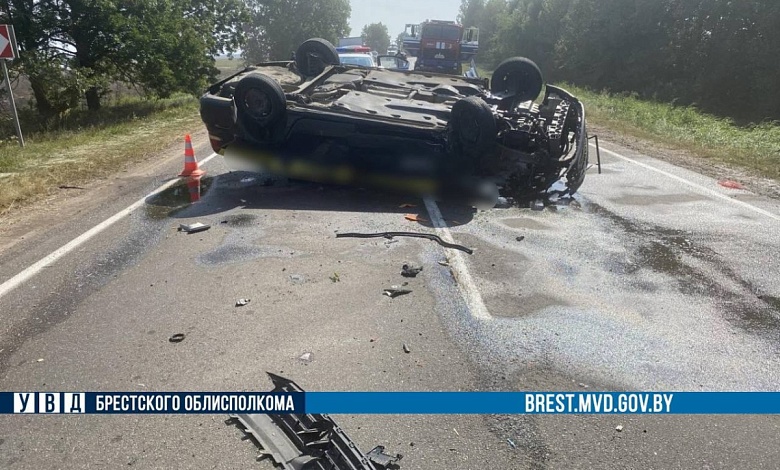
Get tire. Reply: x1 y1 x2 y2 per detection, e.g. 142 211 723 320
448 96 497 171
234 72 287 143
490 57 544 102
295 38 340 77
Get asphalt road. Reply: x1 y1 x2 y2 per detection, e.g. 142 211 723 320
0 132 779 469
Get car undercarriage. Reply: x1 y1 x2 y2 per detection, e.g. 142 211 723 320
200 38 589 203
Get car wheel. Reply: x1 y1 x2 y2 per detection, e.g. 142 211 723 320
490 57 544 102
449 96 497 171
295 38 340 77
234 72 287 143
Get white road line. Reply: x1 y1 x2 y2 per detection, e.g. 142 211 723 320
0 153 218 300
591 143 780 221
423 196 492 320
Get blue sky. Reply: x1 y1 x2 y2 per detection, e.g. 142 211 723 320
348 0 461 37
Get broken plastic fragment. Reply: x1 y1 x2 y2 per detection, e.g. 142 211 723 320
236 299 251 307
718 180 744 190
402 343 411 353
168 333 186 343
383 288 412 298
178 222 211 234
404 214 427 222
229 373 403 470
366 446 403 468
401 264 423 278
337 232 473 254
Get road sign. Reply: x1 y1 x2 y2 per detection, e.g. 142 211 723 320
0 25 18 60
0 24 23 146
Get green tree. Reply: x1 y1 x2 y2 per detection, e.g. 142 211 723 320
2 0 247 114
458 0 485 27
361 22 390 54
244 0 351 63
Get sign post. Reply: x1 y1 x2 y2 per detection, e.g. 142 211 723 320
0 24 23 147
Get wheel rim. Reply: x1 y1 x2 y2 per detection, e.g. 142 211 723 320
460 117 481 144
244 88 272 120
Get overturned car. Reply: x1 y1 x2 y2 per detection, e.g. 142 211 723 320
200 38 589 201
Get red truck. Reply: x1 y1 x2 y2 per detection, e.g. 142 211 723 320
402 20 479 75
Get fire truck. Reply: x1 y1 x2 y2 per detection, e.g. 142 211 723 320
401 20 479 75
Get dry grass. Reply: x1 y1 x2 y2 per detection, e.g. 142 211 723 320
0 95 201 215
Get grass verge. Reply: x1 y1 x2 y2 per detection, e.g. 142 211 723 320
0 95 201 216
557 83 780 181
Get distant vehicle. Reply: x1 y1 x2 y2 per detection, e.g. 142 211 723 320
336 45 371 54
387 44 399 55
338 53 376 68
338 37 363 47
376 55 409 70
402 20 479 75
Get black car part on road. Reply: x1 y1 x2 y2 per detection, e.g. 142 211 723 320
228 373 402 470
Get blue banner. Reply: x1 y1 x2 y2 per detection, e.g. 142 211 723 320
2 391 780 415
0 392 303 414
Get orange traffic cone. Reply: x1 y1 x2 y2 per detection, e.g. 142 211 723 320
179 134 205 177
186 176 201 203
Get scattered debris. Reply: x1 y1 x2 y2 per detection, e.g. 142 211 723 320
516 236 525 242
58 185 86 190
402 343 411 353
178 222 211 234
299 352 312 362
507 438 517 449
289 274 305 284
229 373 403 470
399 203 416 208
168 333 186 343
337 232 473 254
36 358 44 363
578 382 589 388
401 264 423 278
495 197 511 208
453 428 460 436
437 260 450 267
718 180 745 190
366 446 403 469
235 299 251 307
615 424 624 432
384 287 412 298
329 273 341 283
404 214 427 223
